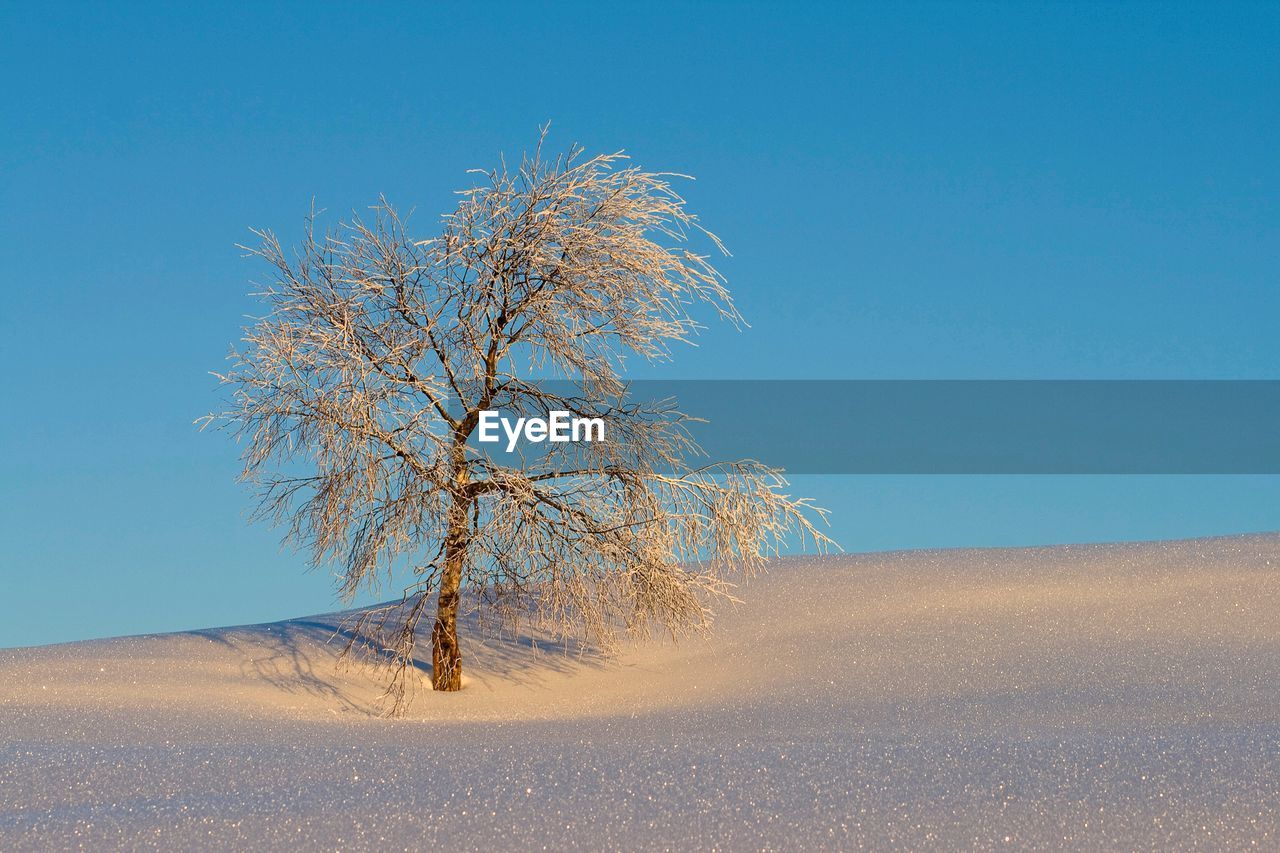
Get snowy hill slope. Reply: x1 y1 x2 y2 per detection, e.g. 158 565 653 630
3 534 1279 849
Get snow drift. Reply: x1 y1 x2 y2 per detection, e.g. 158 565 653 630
2 533 1279 849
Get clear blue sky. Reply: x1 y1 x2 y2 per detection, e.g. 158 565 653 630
2 2 1277 647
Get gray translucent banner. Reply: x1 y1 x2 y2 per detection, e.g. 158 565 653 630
467 380 1280 474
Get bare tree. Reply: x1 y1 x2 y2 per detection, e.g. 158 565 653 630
204 131 831 713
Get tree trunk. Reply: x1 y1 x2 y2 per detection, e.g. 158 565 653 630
430 561 462 690
431 463 470 691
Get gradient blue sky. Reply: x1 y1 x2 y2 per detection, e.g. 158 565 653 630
3 2 1278 647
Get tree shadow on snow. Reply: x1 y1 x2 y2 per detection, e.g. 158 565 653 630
182 604 606 714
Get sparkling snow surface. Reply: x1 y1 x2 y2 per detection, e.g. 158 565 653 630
2 534 1279 850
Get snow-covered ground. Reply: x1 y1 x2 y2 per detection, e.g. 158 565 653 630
3 534 1279 850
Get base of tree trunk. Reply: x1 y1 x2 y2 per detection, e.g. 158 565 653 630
430 621 462 691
